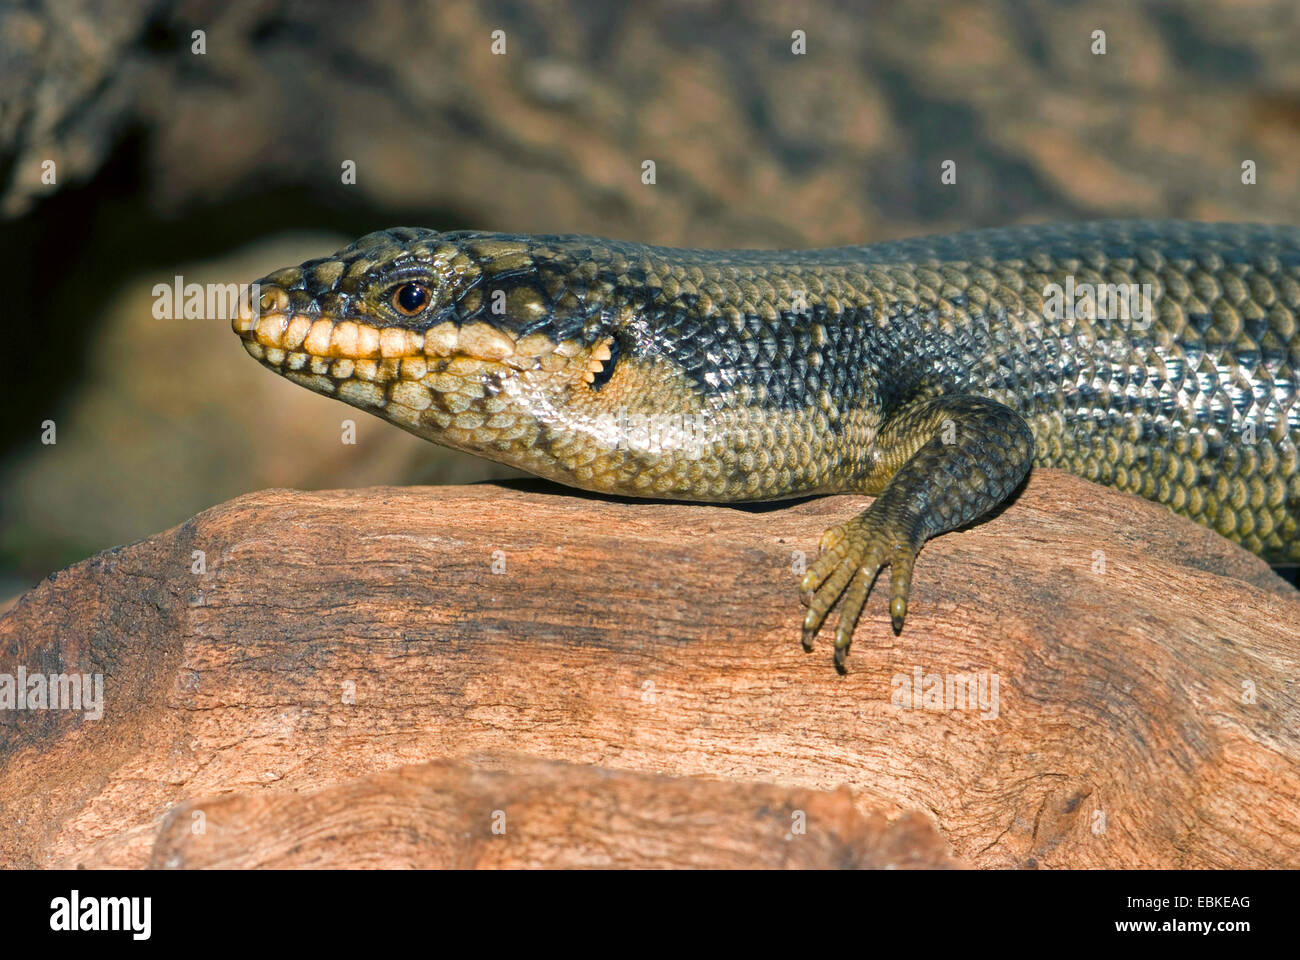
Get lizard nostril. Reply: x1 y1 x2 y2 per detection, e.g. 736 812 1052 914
258 286 288 314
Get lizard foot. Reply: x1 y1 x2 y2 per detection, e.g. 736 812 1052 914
799 511 920 672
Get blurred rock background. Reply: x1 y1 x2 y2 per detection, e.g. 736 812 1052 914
2 0 1299 601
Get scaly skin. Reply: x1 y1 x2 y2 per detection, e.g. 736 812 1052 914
233 221 1300 670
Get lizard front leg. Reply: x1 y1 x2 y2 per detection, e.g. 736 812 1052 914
801 394 1035 671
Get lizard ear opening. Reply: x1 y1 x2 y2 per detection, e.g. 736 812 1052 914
585 336 620 389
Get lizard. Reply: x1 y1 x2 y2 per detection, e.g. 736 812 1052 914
232 221 1300 670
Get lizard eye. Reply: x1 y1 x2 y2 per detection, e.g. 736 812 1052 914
391 282 431 316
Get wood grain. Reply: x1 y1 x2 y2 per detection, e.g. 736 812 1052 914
148 755 957 869
1 471 1297 868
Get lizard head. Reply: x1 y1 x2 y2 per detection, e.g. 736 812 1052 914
234 228 681 489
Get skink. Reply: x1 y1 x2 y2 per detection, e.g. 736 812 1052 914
233 221 1300 669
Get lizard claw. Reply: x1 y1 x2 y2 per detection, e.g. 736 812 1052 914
799 512 920 671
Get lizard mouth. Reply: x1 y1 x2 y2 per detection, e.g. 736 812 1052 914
236 305 533 364
232 306 611 426
232 306 605 374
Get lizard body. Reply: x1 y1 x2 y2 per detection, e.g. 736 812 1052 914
234 221 1300 668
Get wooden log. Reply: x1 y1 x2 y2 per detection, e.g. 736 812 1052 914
1 471 1297 868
